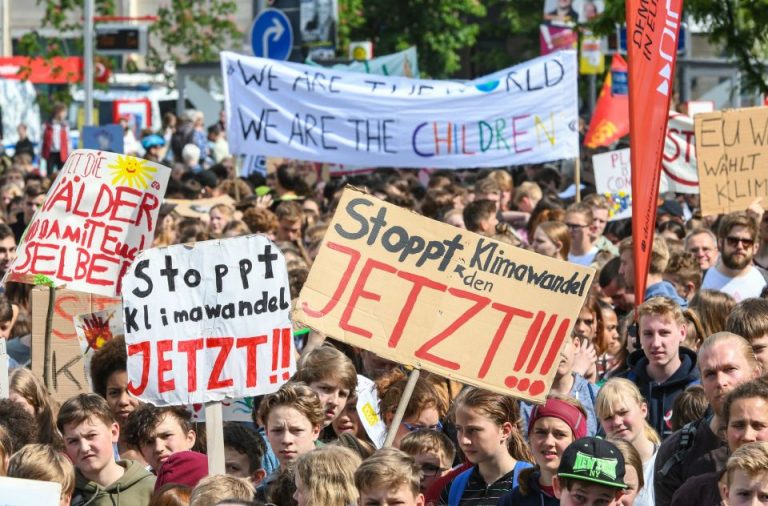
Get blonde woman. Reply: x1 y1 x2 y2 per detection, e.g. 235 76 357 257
596 378 660 506
293 445 362 506
9 368 61 446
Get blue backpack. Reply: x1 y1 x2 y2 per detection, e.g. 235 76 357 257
448 461 530 506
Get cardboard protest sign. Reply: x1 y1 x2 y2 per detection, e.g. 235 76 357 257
6 150 170 296
695 106 768 216
31 287 121 402
121 235 295 405
165 195 236 220
74 304 123 390
293 188 594 403
0 476 61 505
222 50 579 169
592 149 632 221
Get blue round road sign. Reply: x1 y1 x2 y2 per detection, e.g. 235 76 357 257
250 8 293 61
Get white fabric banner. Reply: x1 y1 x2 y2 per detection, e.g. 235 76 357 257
122 235 295 406
222 50 579 169
660 112 699 194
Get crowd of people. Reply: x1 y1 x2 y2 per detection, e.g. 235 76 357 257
0 104 768 506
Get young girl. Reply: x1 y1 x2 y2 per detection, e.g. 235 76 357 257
8 368 61 447
377 369 449 449
596 378 660 506
438 387 533 506
498 394 588 506
293 445 362 506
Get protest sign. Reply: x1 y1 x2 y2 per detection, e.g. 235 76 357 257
74 304 123 390
31 287 121 403
695 106 768 216
355 374 387 448
0 476 61 505
293 188 594 403
189 397 256 423
222 50 579 169
592 149 632 221
121 235 295 405
165 195 236 220
5 150 170 297
539 24 577 56
82 125 124 153
662 113 699 194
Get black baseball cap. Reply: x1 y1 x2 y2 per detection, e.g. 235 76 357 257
558 437 627 489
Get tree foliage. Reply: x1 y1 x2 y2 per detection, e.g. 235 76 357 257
593 0 768 94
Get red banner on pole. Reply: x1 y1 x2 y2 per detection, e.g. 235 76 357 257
627 0 684 306
584 54 629 148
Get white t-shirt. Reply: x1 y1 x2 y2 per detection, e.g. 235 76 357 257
568 246 599 266
701 265 767 302
635 446 658 506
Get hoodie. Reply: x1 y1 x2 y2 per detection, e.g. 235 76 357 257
520 373 600 438
619 348 699 439
71 459 156 506
644 280 688 309
497 470 559 506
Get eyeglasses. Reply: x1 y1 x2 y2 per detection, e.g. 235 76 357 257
420 463 446 477
726 236 755 248
565 223 589 230
402 421 444 433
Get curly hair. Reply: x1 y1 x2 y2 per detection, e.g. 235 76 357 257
242 207 278 235
89 336 128 399
0 399 37 451
123 404 198 450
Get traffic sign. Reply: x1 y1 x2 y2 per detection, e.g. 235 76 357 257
250 8 293 61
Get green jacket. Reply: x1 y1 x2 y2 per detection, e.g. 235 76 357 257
71 459 156 506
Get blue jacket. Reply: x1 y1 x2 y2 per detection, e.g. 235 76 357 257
520 373 599 438
497 470 559 506
645 280 688 309
618 347 699 439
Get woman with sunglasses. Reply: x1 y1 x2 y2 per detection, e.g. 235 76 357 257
376 369 449 448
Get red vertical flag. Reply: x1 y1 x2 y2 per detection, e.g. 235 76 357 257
627 0 684 306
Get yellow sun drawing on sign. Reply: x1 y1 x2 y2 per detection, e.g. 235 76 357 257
107 155 157 190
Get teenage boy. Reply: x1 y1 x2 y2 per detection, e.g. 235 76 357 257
58 393 155 505
463 199 498 237
294 343 357 428
619 297 699 439
553 437 626 506
223 423 267 487
719 442 768 506
123 403 197 472
355 447 425 506
399 429 456 496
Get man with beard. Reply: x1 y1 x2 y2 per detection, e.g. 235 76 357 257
701 212 767 301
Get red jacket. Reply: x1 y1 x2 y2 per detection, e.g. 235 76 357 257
41 121 69 159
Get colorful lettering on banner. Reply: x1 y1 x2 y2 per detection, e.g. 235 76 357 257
121 235 295 406
592 149 632 221
221 51 579 169
293 188 594 403
5 150 170 297
626 0 684 308
695 106 768 216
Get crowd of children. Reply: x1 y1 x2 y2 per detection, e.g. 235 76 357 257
1 105 768 505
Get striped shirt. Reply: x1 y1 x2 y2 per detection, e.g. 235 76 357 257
438 461 533 506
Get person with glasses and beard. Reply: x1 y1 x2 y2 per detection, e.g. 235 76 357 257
701 212 768 301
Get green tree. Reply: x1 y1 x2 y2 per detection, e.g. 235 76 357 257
146 0 242 83
593 0 768 94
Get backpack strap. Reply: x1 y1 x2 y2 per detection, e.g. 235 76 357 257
448 467 474 506
657 416 705 478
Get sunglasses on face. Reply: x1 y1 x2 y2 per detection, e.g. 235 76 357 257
725 236 755 248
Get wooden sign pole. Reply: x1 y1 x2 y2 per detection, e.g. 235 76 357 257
382 368 420 448
205 402 225 475
43 285 56 390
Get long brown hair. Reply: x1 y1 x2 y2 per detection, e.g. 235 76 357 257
450 387 533 463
